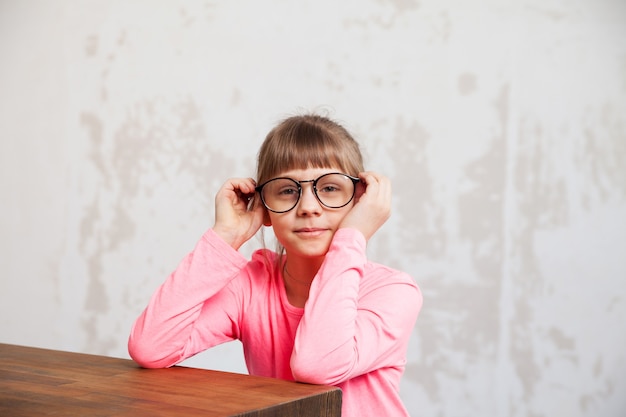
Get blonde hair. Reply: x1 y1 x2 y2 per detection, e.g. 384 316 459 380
256 114 364 185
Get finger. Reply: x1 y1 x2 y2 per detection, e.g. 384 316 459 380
357 172 383 194
226 178 256 193
358 172 392 206
223 179 255 203
239 177 257 194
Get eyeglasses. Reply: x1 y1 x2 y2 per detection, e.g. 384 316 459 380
255 172 360 213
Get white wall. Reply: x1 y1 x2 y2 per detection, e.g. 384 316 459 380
1 1 625 416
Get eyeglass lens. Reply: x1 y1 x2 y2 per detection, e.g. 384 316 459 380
260 173 356 213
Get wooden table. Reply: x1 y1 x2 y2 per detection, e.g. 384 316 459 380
0 343 341 416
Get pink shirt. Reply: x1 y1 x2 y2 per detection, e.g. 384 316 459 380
129 227 422 417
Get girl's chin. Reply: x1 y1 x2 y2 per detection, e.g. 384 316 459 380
283 242 331 259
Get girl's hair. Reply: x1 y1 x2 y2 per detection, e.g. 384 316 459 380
256 113 364 185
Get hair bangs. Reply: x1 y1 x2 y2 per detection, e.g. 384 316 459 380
275 140 348 175
256 114 363 185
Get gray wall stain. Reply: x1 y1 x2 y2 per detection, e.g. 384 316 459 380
75 96 238 355
458 72 478 96
392 117 446 259
581 103 626 203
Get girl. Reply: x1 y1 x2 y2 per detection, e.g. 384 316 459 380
128 113 422 417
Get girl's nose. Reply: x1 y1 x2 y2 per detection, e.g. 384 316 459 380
296 184 322 215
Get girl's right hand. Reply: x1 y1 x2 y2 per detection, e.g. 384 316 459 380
212 178 265 250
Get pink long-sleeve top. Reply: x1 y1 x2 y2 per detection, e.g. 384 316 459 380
129 227 422 417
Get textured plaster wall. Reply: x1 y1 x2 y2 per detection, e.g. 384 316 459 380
1 1 625 416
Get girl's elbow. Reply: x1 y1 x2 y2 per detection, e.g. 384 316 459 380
129 350 165 369
290 356 348 386
128 337 176 369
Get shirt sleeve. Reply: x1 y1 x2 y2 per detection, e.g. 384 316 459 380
290 228 422 385
127 229 249 368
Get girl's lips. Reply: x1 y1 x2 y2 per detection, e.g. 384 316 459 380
294 228 327 237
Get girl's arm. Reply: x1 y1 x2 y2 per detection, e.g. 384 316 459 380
128 229 248 368
290 227 422 385
129 177 264 368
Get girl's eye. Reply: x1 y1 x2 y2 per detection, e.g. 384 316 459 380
319 185 340 193
317 178 344 193
277 186 298 196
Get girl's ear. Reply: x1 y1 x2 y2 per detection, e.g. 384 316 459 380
251 196 272 226
263 210 272 226
353 179 366 203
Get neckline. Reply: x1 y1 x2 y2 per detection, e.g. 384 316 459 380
278 261 305 313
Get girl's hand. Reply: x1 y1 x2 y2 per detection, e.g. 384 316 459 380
339 171 392 241
212 178 265 250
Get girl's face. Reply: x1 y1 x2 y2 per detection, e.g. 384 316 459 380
266 167 355 262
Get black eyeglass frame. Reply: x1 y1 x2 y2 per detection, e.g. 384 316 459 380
255 172 360 213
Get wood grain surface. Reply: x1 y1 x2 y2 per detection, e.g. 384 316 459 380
0 343 341 416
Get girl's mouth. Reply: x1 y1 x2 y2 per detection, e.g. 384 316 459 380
294 228 327 237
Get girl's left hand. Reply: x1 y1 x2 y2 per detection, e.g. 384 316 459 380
339 171 391 241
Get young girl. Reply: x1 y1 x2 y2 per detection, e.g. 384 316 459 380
128 113 422 417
